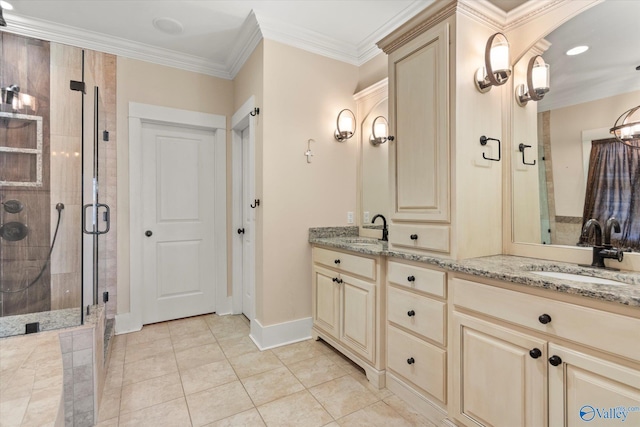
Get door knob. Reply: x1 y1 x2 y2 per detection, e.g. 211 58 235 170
145 230 153 237
237 228 245 234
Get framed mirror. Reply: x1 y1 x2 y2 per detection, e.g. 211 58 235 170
511 0 640 252
355 79 389 237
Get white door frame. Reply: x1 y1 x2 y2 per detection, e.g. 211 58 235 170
231 96 256 320
122 102 227 333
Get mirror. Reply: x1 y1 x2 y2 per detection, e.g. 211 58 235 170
356 80 389 233
511 0 640 250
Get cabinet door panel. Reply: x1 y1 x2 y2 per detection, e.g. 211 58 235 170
389 24 449 222
313 266 340 339
453 313 546 427
548 343 640 427
341 275 375 362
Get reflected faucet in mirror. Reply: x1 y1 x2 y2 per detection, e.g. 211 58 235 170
371 214 388 242
581 217 624 269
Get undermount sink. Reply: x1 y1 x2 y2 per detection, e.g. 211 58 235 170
343 238 382 247
531 271 628 286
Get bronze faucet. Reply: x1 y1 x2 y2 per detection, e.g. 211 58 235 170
371 214 388 242
581 217 624 269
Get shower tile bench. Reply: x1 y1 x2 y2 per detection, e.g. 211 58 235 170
0 306 111 427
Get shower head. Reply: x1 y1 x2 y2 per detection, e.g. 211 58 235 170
56 203 65 212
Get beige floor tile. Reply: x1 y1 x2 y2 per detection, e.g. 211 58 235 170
323 351 365 376
309 375 379 419
321 423 339 427
125 323 171 346
287 354 348 388
180 359 238 395
228 350 284 379
171 328 217 352
97 386 121 422
186 380 254 427
119 397 192 427
103 361 124 390
168 316 211 336
207 315 250 340
383 395 438 427
122 351 178 386
124 337 173 364
337 400 414 426
271 340 327 365
257 390 333 427
120 372 184 414
218 335 259 359
205 408 266 426
175 342 226 371
241 366 305 406
349 372 394 400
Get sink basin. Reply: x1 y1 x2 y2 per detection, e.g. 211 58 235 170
531 271 627 286
342 238 382 247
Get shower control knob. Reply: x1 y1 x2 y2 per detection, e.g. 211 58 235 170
145 230 153 237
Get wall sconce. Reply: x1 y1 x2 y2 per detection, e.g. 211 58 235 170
516 55 550 107
474 33 511 93
610 105 640 148
369 116 394 146
334 109 355 142
1 84 36 112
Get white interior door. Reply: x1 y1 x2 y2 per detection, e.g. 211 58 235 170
241 127 255 320
141 122 216 324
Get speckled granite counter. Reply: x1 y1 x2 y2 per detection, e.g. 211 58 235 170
309 228 640 308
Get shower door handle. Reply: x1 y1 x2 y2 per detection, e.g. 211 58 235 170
96 204 110 235
82 203 96 235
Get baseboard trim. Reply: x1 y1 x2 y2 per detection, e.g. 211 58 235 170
386 371 449 425
249 317 313 350
114 313 142 335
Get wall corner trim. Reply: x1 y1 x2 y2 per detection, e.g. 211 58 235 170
249 317 313 350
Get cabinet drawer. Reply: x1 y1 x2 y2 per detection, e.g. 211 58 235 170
389 223 450 253
452 278 640 363
388 260 445 298
387 325 446 403
388 286 446 345
313 247 376 281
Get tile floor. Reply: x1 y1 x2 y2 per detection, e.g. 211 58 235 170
97 314 437 427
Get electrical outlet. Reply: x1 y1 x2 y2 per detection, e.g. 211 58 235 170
363 211 370 223
347 211 354 224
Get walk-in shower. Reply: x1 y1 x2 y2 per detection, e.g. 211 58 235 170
0 32 112 337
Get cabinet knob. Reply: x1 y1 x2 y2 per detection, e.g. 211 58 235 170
529 348 542 359
334 259 341 265
407 310 416 317
332 277 338 282
548 355 562 366
145 230 153 237
407 275 416 282
538 314 552 324
237 228 245 234
410 234 418 240
407 357 415 365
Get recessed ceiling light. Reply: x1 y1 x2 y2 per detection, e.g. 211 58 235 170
566 45 589 56
0 1 14 10
152 17 184 35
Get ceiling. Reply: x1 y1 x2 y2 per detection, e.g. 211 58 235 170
1 0 527 80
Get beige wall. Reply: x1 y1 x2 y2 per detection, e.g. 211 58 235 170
115 58 233 314
259 40 359 326
549 90 640 217
356 52 388 93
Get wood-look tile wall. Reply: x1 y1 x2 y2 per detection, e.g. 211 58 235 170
0 33 52 315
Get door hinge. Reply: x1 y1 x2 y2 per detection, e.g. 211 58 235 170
103 291 109 303
70 80 86 93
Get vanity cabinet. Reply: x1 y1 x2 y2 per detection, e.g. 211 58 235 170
311 246 386 388
451 276 640 427
385 260 449 421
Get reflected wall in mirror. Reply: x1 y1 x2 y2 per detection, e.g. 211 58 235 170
355 79 389 233
511 0 640 251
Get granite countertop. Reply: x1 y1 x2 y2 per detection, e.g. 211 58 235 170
309 228 640 308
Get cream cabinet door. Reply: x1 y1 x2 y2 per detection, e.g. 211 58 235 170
453 313 547 427
312 266 340 340
548 343 640 427
340 274 376 363
388 22 449 223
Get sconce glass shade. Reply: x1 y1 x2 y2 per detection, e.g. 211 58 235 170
369 116 394 146
516 55 550 107
475 32 511 93
334 108 355 142
610 105 640 148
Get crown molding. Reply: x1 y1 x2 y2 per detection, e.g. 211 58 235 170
2 12 231 79
226 11 264 79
